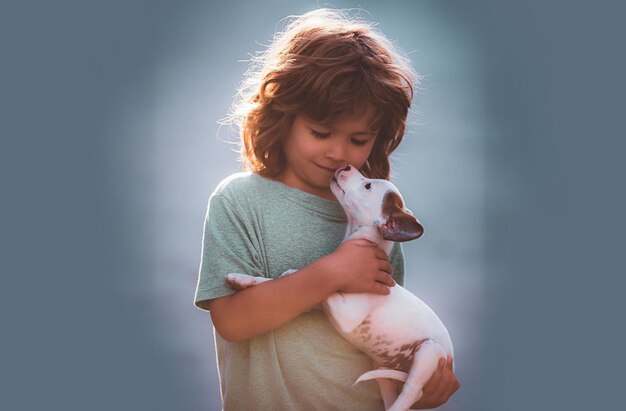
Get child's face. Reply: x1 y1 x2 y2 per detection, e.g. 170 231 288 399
278 109 378 201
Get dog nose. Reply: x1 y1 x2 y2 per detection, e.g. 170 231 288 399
335 163 351 178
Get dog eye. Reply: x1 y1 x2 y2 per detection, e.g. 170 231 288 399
364 183 372 190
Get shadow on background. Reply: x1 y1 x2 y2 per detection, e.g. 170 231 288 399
2 1 624 410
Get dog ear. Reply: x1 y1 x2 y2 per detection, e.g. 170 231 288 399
380 191 424 242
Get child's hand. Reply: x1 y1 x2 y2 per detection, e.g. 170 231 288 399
320 239 395 295
407 356 461 409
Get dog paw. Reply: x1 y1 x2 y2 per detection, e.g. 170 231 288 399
225 273 257 290
279 269 298 277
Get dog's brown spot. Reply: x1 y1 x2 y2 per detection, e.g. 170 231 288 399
377 339 427 373
353 317 425 371
380 191 423 242
382 191 404 214
399 343 416 351
354 319 371 342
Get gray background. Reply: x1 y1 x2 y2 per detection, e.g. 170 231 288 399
1 0 624 410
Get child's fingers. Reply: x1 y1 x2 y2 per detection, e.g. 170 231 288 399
422 357 446 394
349 240 387 259
407 358 451 409
446 357 461 395
371 283 392 295
446 356 454 371
378 261 393 275
435 356 460 402
375 248 389 261
376 272 395 287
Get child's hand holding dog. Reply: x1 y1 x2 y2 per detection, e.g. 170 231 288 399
319 239 396 295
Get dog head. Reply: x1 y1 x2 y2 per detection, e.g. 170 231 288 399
330 164 424 242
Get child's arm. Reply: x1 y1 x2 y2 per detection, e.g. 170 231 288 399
204 239 395 343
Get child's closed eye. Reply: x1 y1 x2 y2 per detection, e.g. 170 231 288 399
309 128 370 146
310 129 331 139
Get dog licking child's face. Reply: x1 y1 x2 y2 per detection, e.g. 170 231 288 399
331 165 423 242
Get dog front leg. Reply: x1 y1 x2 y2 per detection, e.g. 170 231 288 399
224 273 272 290
225 269 298 290
225 269 324 312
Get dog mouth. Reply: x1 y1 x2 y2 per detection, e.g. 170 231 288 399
331 177 345 195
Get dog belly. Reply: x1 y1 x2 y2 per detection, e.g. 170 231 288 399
328 286 453 372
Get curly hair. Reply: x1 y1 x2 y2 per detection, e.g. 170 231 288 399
225 8 419 180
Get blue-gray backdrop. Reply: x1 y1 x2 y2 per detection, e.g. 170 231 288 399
2 1 624 410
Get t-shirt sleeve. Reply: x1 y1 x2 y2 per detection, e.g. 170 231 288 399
194 193 265 311
389 242 405 287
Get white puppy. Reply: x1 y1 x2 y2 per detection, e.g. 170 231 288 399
226 164 454 411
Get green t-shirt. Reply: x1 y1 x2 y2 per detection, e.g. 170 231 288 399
194 172 405 411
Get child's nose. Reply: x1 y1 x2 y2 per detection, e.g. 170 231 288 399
325 141 348 162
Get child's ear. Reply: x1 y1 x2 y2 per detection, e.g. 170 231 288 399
379 191 424 242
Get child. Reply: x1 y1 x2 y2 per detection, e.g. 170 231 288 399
194 9 459 410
